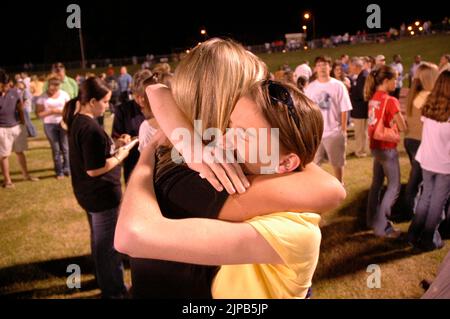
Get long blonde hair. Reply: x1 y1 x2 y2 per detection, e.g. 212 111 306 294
171 38 268 132
406 62 439 116
157 38 268 178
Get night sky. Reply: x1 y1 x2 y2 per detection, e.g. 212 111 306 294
2 0 445 68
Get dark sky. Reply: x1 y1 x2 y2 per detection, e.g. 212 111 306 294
2 0 445 68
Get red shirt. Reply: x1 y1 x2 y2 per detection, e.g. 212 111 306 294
368 91 401 150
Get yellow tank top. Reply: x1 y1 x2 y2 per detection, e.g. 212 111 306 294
211 212 321 299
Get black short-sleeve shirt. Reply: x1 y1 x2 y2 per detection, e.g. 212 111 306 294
69 114 122 212
130 164 229 298
111 100 145 183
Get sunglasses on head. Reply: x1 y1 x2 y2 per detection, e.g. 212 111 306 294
263 80 300 128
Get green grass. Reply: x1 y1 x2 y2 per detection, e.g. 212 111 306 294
1 34 450 299
260 34 450 72
62 34 450 78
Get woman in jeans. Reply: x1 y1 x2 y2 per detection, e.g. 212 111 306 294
408 70 450 251
364 65 407 238
36 75 70 179
403 62 439 215
63 77 131 298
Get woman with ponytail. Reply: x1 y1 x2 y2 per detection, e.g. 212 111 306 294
64 77 130 298
364 65 407 238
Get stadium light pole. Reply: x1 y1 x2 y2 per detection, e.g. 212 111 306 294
79 27 86 69
303 12 316 40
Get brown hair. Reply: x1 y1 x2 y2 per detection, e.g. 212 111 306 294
63 77 110 131
314 55 332 66
364 65 396 101
422 70 450 122
406 62 439 116
249 81 324 170
152 63 171 76
331 60 345 81
131 69 155 96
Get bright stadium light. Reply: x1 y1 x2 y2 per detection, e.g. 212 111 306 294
304 13 310 20
302 25 307 30
415 21 420 26
410 31 415 35
419 26 423 31
407 26 413 31
200 29 206 35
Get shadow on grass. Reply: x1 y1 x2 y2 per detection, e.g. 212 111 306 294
9 175 58 183
0 255 129 299
1 279 99 299
315 186 419 282
28 146 51 151
10 168 55 175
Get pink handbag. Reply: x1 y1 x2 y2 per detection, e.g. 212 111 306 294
373 96 400 143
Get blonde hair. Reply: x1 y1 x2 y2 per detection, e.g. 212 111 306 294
157 38 268 178
422 70 450 122
46 73 61 85
250 81 323 170
172 38 267 131
406 62 439 116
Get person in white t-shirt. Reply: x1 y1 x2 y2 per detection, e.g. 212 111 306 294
36 75 71 179
408 70 450 251
305 56 352 184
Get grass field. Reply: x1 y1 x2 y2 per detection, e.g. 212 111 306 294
64 34 450 78
1 34 449 299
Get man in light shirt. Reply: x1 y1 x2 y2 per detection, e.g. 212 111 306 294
305 56 353 184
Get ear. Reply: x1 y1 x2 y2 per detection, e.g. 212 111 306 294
277 153 301 174
89 98 97 107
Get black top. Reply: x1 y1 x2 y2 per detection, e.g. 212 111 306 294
111 100 145 183
130 164 229 299
350 70 369 119
69 114 122 212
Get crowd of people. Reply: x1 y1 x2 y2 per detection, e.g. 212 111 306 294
279 53 449 246
0 38 449 299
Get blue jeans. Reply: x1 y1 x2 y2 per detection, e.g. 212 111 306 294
43 123 69 176
404 138 422 214
407 169 450 250
23 110 37 137
87 207 127 298
367 149 401 236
